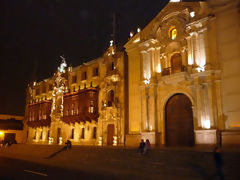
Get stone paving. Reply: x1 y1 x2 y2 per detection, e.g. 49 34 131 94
0 144 240 179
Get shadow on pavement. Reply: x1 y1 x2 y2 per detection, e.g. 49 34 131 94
46 146 68 159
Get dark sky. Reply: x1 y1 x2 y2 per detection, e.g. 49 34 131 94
0 0 169 116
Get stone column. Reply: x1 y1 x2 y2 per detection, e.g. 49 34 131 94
195 78 203 128
201 28 210 69
215 79 225 129
148 83 157 131
186 36 194 65
141 51 151 81
198 28 207 70
205 81 215 127
140 85 147 132
191 32 199 68
155 47 161 73
160 53 167 69
148 48 155 77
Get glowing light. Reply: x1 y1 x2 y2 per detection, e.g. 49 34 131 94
143 71 151 81
111 75 119 82
190 11 195 18
144 79 150 85
59 137 63 145
171 28 177 40
133 38 140 43
110 40 113 46
188 53 194 65
149 125 153 131
156 63 161 73
108 53 111 56
168 26 177 40
170 0 180 2
0 131 4 136
113 136 117 146
98 136 103 146
196 66 205 72
58 56 67 73
137 27 141 33
202 119 211 129
130 31 134 37
48 137 53 144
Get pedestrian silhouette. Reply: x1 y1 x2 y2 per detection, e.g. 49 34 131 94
143 139 151 154
214 147 224 180
65 140 72 149
138 139 145 154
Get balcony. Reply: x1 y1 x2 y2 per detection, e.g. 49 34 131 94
160 65 189 84
161 65 186 76
27 118 51 128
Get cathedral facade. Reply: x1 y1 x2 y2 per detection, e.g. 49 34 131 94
25 0 240 147
125 0 240 146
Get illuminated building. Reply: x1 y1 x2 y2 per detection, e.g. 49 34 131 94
25 0 240 146
0 114 25 144
124 0 240 146
25 46 126 146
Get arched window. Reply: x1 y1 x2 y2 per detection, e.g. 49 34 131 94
171 53 182 74
107 90 114 107
168 26 177 40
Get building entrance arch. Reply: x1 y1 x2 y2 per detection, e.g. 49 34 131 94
165 93 194 146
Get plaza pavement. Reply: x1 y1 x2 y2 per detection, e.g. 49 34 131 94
0 144 240 179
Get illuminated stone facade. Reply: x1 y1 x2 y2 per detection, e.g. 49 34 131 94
25 47 126 146
25 0 240 147
125 0 240 146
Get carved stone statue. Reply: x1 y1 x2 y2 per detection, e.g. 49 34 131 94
51 58 68 119
58 56 67 73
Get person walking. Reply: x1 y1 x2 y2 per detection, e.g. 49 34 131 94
144 139 151 154
138 139 145 154
65 140 72 150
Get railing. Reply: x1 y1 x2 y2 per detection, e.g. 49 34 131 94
161 65 186 76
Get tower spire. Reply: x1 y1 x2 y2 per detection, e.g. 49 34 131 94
111 12 116 45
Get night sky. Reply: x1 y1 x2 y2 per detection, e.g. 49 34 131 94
0 0 169 116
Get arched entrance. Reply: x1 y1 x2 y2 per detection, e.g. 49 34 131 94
165 94 194 146
171 53 182 74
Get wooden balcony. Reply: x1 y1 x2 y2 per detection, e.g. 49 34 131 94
27 118 51 128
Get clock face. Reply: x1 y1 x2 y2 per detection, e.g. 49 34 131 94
169 26 177 40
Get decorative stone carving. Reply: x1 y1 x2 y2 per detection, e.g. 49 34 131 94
51 58 68 120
